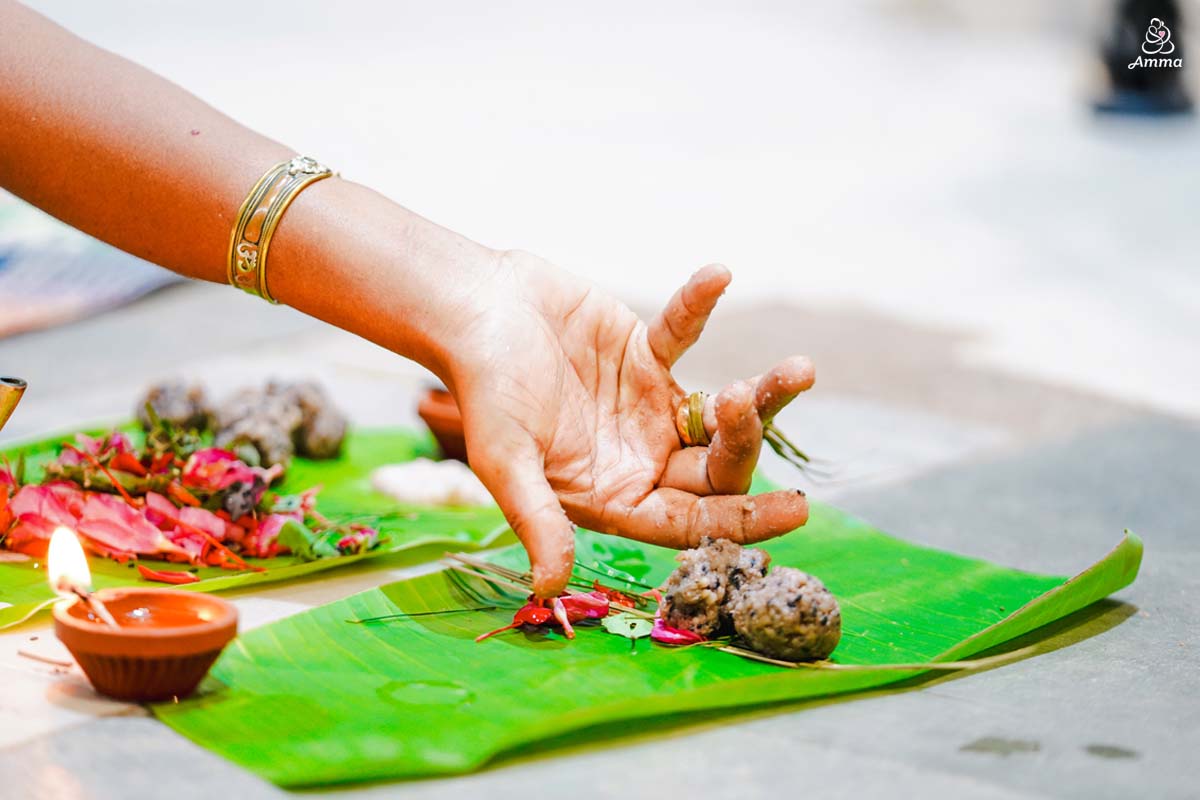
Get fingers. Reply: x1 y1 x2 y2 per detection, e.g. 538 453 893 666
617 487 809 549
660 447 712 496
753 355 815 423
694 354 816 440
647 264 731 367
706 380 762 493
661 380 761 495
471 446 575 598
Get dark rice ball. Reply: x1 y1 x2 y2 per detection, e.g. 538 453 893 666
270 380 347 459
730 567 841 661
136 381 209 431
661 537 772 636
212 387 302 467
661 546 727 636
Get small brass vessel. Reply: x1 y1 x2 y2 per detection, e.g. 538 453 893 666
0 376 26 434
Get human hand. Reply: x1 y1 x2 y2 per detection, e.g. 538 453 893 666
444 250 814 597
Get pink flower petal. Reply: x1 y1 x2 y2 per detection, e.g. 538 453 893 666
650 617 706 645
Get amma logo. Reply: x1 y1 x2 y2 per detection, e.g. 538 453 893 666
1129 18 1182 68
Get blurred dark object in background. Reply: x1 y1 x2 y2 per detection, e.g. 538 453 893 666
1096 0 1192 114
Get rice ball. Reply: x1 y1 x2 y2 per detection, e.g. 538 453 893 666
661 537 771 636
731 567 841 661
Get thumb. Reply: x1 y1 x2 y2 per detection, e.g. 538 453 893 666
472 445 575 598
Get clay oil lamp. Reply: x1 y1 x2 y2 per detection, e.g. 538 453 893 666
49 528 238 702
417 385 468 462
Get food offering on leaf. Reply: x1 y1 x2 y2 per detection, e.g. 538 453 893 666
659 537 771 637
442 547 838 664
475 591 611 642
729 567 841 661
137 379 348 468
135 380 209 432
660 537 840 661
0 398 377 576
436 553 652 643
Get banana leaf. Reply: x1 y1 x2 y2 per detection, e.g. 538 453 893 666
0 427 509 628
152 498 1142 787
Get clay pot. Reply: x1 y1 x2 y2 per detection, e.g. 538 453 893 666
54 587 238 702
417 387 468 462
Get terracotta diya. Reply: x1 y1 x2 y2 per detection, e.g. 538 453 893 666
48 528 238 702
417 386 468 462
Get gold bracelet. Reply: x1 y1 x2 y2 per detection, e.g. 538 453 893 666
228 156 333 303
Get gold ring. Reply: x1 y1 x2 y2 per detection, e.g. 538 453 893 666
675 391 711 447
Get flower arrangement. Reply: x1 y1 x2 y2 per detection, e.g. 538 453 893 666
0 409 379 576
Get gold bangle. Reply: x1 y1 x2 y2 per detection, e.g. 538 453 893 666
228 156 333 303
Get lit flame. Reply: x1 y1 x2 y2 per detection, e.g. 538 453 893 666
47 527 92 596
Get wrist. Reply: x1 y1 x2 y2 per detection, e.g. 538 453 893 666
266 176 501 382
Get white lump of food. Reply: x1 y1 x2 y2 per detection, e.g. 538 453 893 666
370 459 494 507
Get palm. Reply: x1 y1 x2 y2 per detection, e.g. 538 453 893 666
452 251 814 596
535 292 682 524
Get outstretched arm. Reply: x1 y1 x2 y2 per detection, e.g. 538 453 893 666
0 0 489 377
0 1 815 597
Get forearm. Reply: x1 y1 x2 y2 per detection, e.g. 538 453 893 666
266 178 499 379
0 1 493 378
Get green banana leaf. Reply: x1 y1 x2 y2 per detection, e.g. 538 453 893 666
0 427 509 628
153 499 1142 787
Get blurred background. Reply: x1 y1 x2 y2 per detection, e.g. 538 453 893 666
4 0 1195 491
3 0 1196 487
